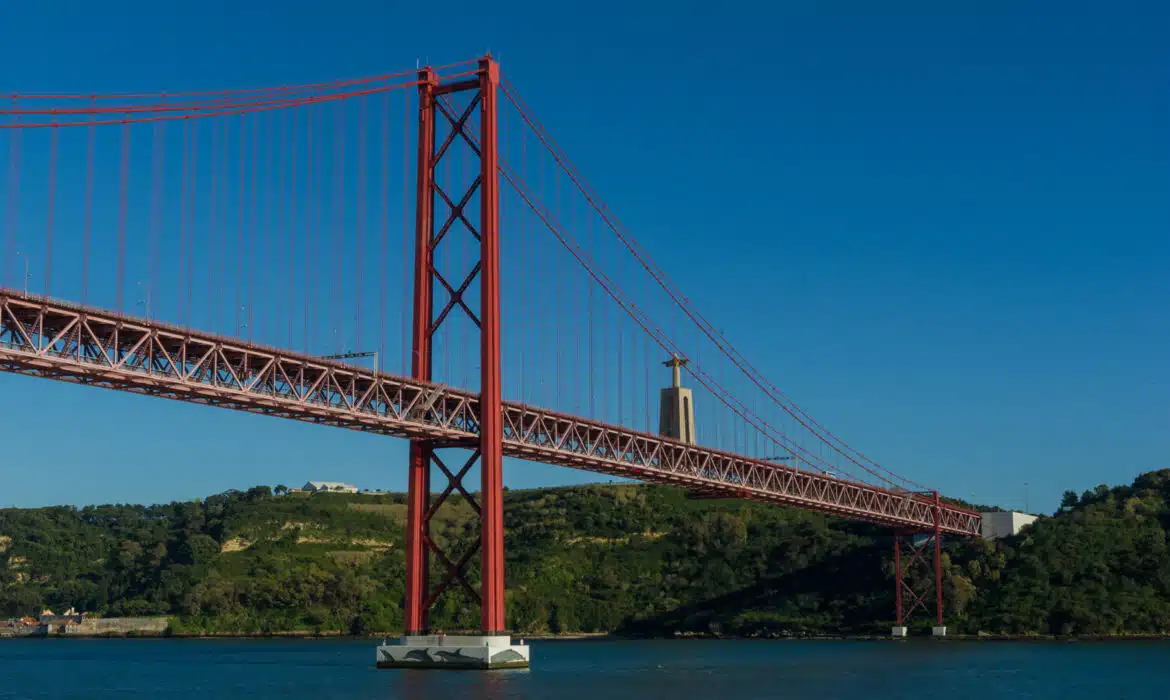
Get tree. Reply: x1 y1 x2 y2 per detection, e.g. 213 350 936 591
174 533 220 567
275 485 289 496
246 485 273 501
1060 491 1079 509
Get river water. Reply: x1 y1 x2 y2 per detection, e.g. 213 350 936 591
1 638 1168 699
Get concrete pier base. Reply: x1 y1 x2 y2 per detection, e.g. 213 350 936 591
932 626 948 637
375 635 531 670
890 626 908 638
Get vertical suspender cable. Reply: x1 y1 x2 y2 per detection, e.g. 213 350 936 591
521 121 531 405
236 114 245 337
617 293 624 427
570 177 580 413
599 216 607 422
249 112 258 342
149 123 164 319
209 119 219 330
4 100 18 287
289 107 298 348
356 95 368 356
379 92 390 373
44 121 58 296
304 107 314 351
82 110 94 304
260 113 272 342
401 89 410 375
275 110 287 344
587 201 594 417
116 119 129 309
180 120 189 323
333 101 344 353
460 129 471 389
314 104 325 353
519 121 527 403
645 320 655 430
554 165 562 407
538 153 547 407
220 117 229 333
442 129 451 386
5 99 21 290
189 120 198 327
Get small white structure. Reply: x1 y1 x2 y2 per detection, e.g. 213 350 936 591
980 511 1038 540
891 625 948 638
303 481 359 494
376 635 530 670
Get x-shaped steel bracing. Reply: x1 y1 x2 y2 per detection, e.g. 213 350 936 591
426 94 484 339
894 530 942 626
421 449 484 609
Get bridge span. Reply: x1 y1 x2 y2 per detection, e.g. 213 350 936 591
0 288 981 537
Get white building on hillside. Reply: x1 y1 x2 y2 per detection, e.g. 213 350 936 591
303 481 359 494
980 511 1038 540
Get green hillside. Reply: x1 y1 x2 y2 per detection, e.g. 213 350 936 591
2 470 1169 637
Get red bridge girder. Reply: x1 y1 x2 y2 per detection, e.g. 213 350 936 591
0 289 982 537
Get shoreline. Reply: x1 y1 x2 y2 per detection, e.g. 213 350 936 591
5 630 1168 642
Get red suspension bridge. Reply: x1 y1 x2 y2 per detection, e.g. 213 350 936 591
0 57 980 643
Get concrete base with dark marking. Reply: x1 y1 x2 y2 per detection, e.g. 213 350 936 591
376 635 531 670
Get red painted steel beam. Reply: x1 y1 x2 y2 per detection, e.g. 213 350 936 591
476 56 506 636
0 290 983 538
403 66 439 636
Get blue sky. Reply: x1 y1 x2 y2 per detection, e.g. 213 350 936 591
0 0 1166 512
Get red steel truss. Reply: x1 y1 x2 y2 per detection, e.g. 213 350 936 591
894 529 945 628
0 289 982 539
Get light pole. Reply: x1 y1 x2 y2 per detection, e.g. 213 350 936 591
14 251 29 296
135 281 152 319
322 349 379 371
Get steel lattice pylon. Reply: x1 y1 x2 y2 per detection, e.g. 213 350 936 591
403 57 506 636
893 493 945 630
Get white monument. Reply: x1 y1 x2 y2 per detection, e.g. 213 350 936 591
659 355 696 444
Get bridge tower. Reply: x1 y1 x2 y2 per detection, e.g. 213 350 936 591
378 56 529 670
890 491 947 638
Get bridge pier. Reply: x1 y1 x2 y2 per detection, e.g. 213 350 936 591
376 635 530 670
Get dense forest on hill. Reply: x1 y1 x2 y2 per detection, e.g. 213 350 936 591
2 470 1169 637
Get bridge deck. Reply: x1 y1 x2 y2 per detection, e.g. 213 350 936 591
0 290 981 537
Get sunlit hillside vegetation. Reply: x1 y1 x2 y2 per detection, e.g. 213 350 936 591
2 471 1168 636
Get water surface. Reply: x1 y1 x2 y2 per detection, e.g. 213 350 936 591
2 638 1168 699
